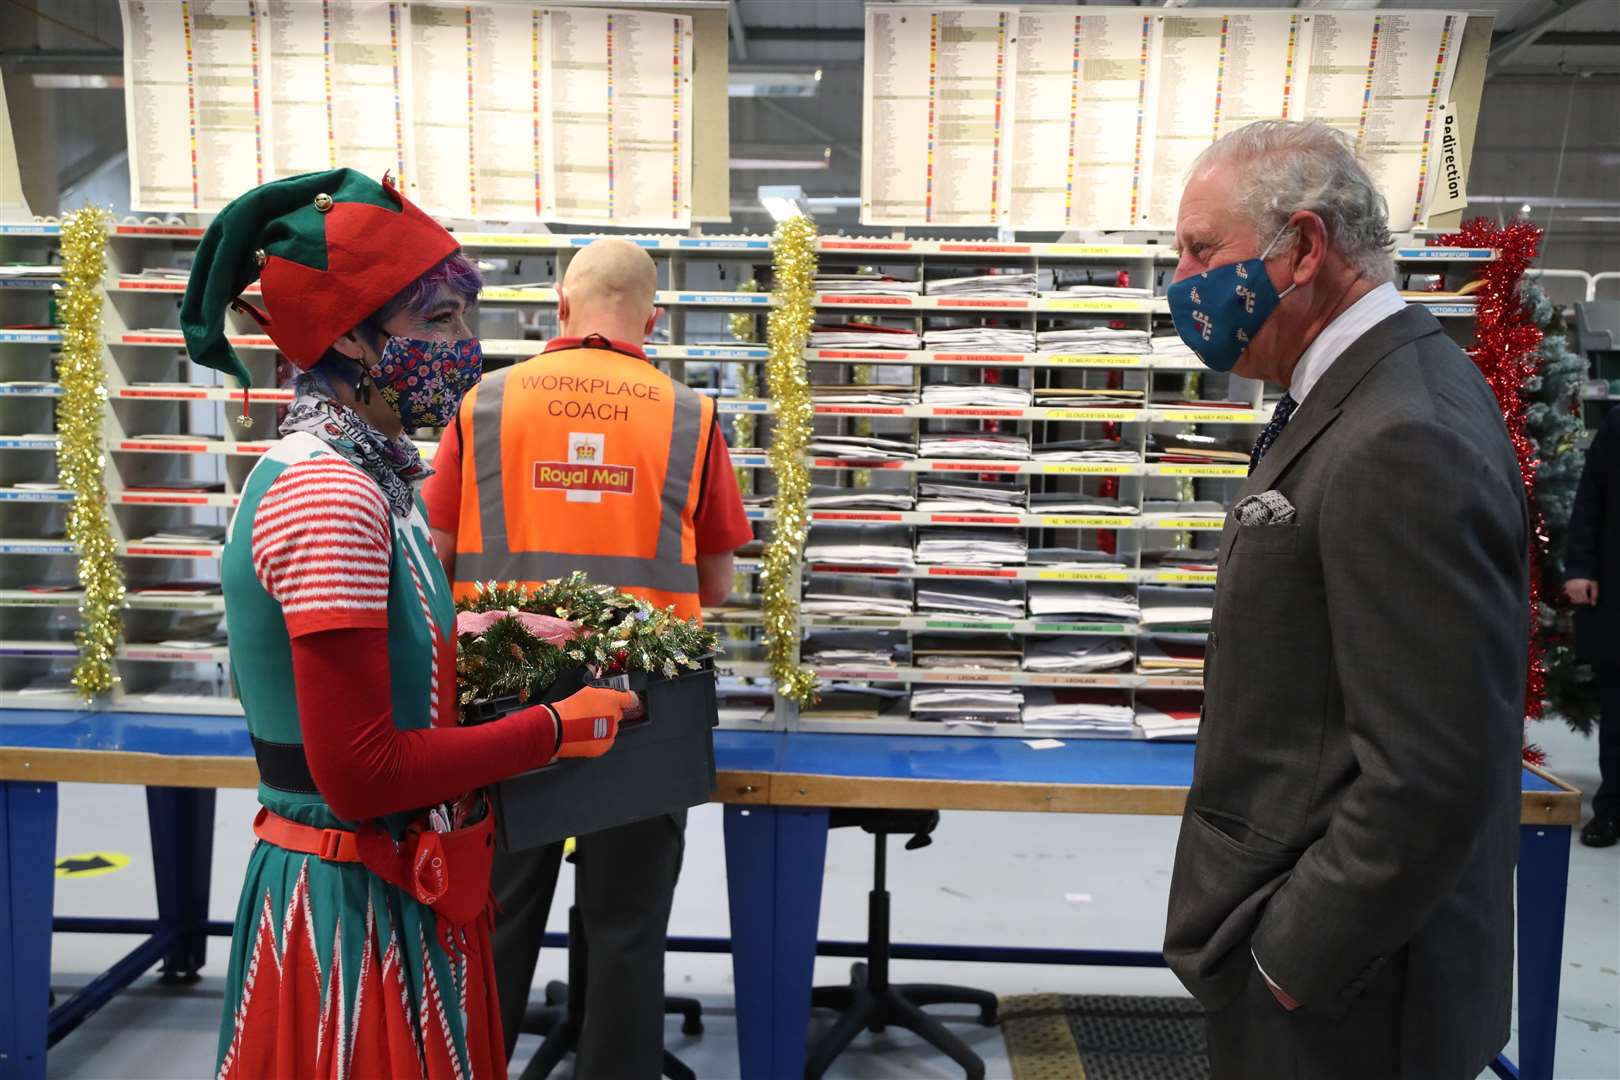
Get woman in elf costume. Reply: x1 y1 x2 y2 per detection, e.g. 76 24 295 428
181 168 637 1080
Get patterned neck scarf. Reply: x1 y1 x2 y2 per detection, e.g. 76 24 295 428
279 388 431 518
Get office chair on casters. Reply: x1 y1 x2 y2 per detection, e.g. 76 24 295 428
804 809 999 1080
517 905 704 1080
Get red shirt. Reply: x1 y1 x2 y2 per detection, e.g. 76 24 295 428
422 337 753 556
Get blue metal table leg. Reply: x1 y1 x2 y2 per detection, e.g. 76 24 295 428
1 780 59 1080
1514 824 1571 1080
771 807 828 1080
725 805 779 1080
146 786 216 984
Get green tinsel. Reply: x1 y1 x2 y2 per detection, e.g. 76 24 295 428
851 362 874 487
455 574 719 708
731 279 760 497
1521 280 1600 734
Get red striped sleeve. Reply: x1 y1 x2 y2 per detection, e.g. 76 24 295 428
251 458 393 637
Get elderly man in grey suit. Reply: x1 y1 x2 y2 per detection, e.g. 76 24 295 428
1161 121 1529 1080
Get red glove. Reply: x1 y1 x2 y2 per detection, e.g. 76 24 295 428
548 687 640 759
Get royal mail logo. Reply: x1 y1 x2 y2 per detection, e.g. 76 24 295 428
564 432 609 502
533 460 636 495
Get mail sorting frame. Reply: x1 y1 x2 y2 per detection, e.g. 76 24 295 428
784 244 1213 740
770 238 1488 737
802 243 1227 740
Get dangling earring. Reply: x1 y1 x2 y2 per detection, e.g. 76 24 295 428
357 372 373 405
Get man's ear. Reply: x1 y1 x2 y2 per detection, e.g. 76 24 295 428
556 287 571 330
329 329 366 361
1287 209 1330 288
645 306 664 339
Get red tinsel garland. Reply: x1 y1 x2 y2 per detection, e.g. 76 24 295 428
1430 220 1546 747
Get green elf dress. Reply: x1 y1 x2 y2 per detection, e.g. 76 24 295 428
215 412 503 1080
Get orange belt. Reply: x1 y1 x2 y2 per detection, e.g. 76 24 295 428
253 806 362 862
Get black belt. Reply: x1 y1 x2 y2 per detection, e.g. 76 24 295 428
251 734 320 795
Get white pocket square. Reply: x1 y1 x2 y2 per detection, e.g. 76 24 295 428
1233 490 1296 526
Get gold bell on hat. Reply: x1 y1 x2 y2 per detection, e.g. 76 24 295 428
313 193 334 212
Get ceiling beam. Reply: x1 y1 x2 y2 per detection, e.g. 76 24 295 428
753 97 861 165
728 0 749 61
60 147 125 194
1529 30 1620 47
742 27 862 43
1489 0 1600 75
0 48 121 69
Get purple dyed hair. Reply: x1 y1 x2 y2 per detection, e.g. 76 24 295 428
366 250 485 335
306 251 483 388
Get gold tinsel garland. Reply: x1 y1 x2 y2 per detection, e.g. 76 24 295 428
57 206 125 697
760 216 818 704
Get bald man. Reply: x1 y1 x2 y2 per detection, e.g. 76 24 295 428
559 234 658 320
424 239 752 1076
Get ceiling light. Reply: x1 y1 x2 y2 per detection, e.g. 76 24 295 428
729 70 822 98
30 74 122 89
758 185 811 222
731 156 830 171
730 145 831 171
731 196 858 218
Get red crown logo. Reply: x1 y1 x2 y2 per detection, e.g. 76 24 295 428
573 443 598 462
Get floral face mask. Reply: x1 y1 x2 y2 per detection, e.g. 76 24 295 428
369 336 483 430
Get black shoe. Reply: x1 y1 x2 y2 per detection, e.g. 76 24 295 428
1580 816 1618 848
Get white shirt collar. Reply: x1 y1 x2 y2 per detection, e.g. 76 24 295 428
1287 281 1407 404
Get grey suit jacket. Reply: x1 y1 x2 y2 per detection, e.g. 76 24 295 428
1163 306 1529 1076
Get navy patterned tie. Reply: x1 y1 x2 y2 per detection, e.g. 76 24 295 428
1249 392 1299 473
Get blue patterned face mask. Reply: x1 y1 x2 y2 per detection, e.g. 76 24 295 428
1167 225 1297 373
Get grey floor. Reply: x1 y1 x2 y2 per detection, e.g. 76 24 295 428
43 718 1620 1080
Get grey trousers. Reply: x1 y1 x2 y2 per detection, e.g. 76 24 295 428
492 810 687 1079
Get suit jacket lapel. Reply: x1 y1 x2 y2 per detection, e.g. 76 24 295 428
1218 305 1444 566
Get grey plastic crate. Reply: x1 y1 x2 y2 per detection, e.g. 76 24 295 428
488 664 719 852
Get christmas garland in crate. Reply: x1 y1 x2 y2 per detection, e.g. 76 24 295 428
455 574 719 710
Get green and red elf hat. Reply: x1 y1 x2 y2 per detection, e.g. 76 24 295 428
180 168 459 426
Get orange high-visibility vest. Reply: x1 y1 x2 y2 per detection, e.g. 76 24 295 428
450 343 715 620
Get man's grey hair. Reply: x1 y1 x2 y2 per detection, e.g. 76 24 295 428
1192 120 1395 284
